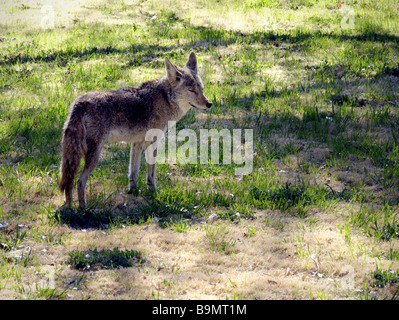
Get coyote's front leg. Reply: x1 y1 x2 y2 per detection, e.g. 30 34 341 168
146 161 157 193
144 138 159 193
128 142 143 195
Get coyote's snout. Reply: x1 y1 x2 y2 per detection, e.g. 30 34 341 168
60 52 211 208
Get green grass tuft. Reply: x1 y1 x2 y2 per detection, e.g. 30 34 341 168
67 248 144 270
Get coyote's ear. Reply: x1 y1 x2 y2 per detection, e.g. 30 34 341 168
185 51 197 73
165 57 182 86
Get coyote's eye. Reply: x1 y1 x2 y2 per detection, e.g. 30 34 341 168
188 89 196 93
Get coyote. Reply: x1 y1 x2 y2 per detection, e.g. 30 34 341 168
60 52 212 208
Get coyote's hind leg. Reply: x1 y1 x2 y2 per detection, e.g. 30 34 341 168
77 139 104 209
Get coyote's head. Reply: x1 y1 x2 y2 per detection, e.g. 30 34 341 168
165 52 212 111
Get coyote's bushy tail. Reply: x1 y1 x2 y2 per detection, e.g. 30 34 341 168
59 106 86 203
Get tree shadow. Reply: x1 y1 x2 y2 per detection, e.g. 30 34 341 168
2 21 399 67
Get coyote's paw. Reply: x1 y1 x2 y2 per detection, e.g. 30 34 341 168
147 184 157 193
127 186 140 196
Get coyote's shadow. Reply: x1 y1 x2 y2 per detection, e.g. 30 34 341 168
54 206 124 230
54 195 198 230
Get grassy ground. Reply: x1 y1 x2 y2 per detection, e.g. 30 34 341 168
0 0 399 300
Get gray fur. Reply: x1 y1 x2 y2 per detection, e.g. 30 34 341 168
60 52 211 208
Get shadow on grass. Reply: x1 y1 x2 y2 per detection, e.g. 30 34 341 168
54 206 122 229
53 195 201 230
250 182 353 217
54 179 355 230
2 22 399 67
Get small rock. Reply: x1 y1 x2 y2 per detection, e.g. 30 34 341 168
207 213 219 222
114 290 123 296
0 242 10 251
0 221 8 230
